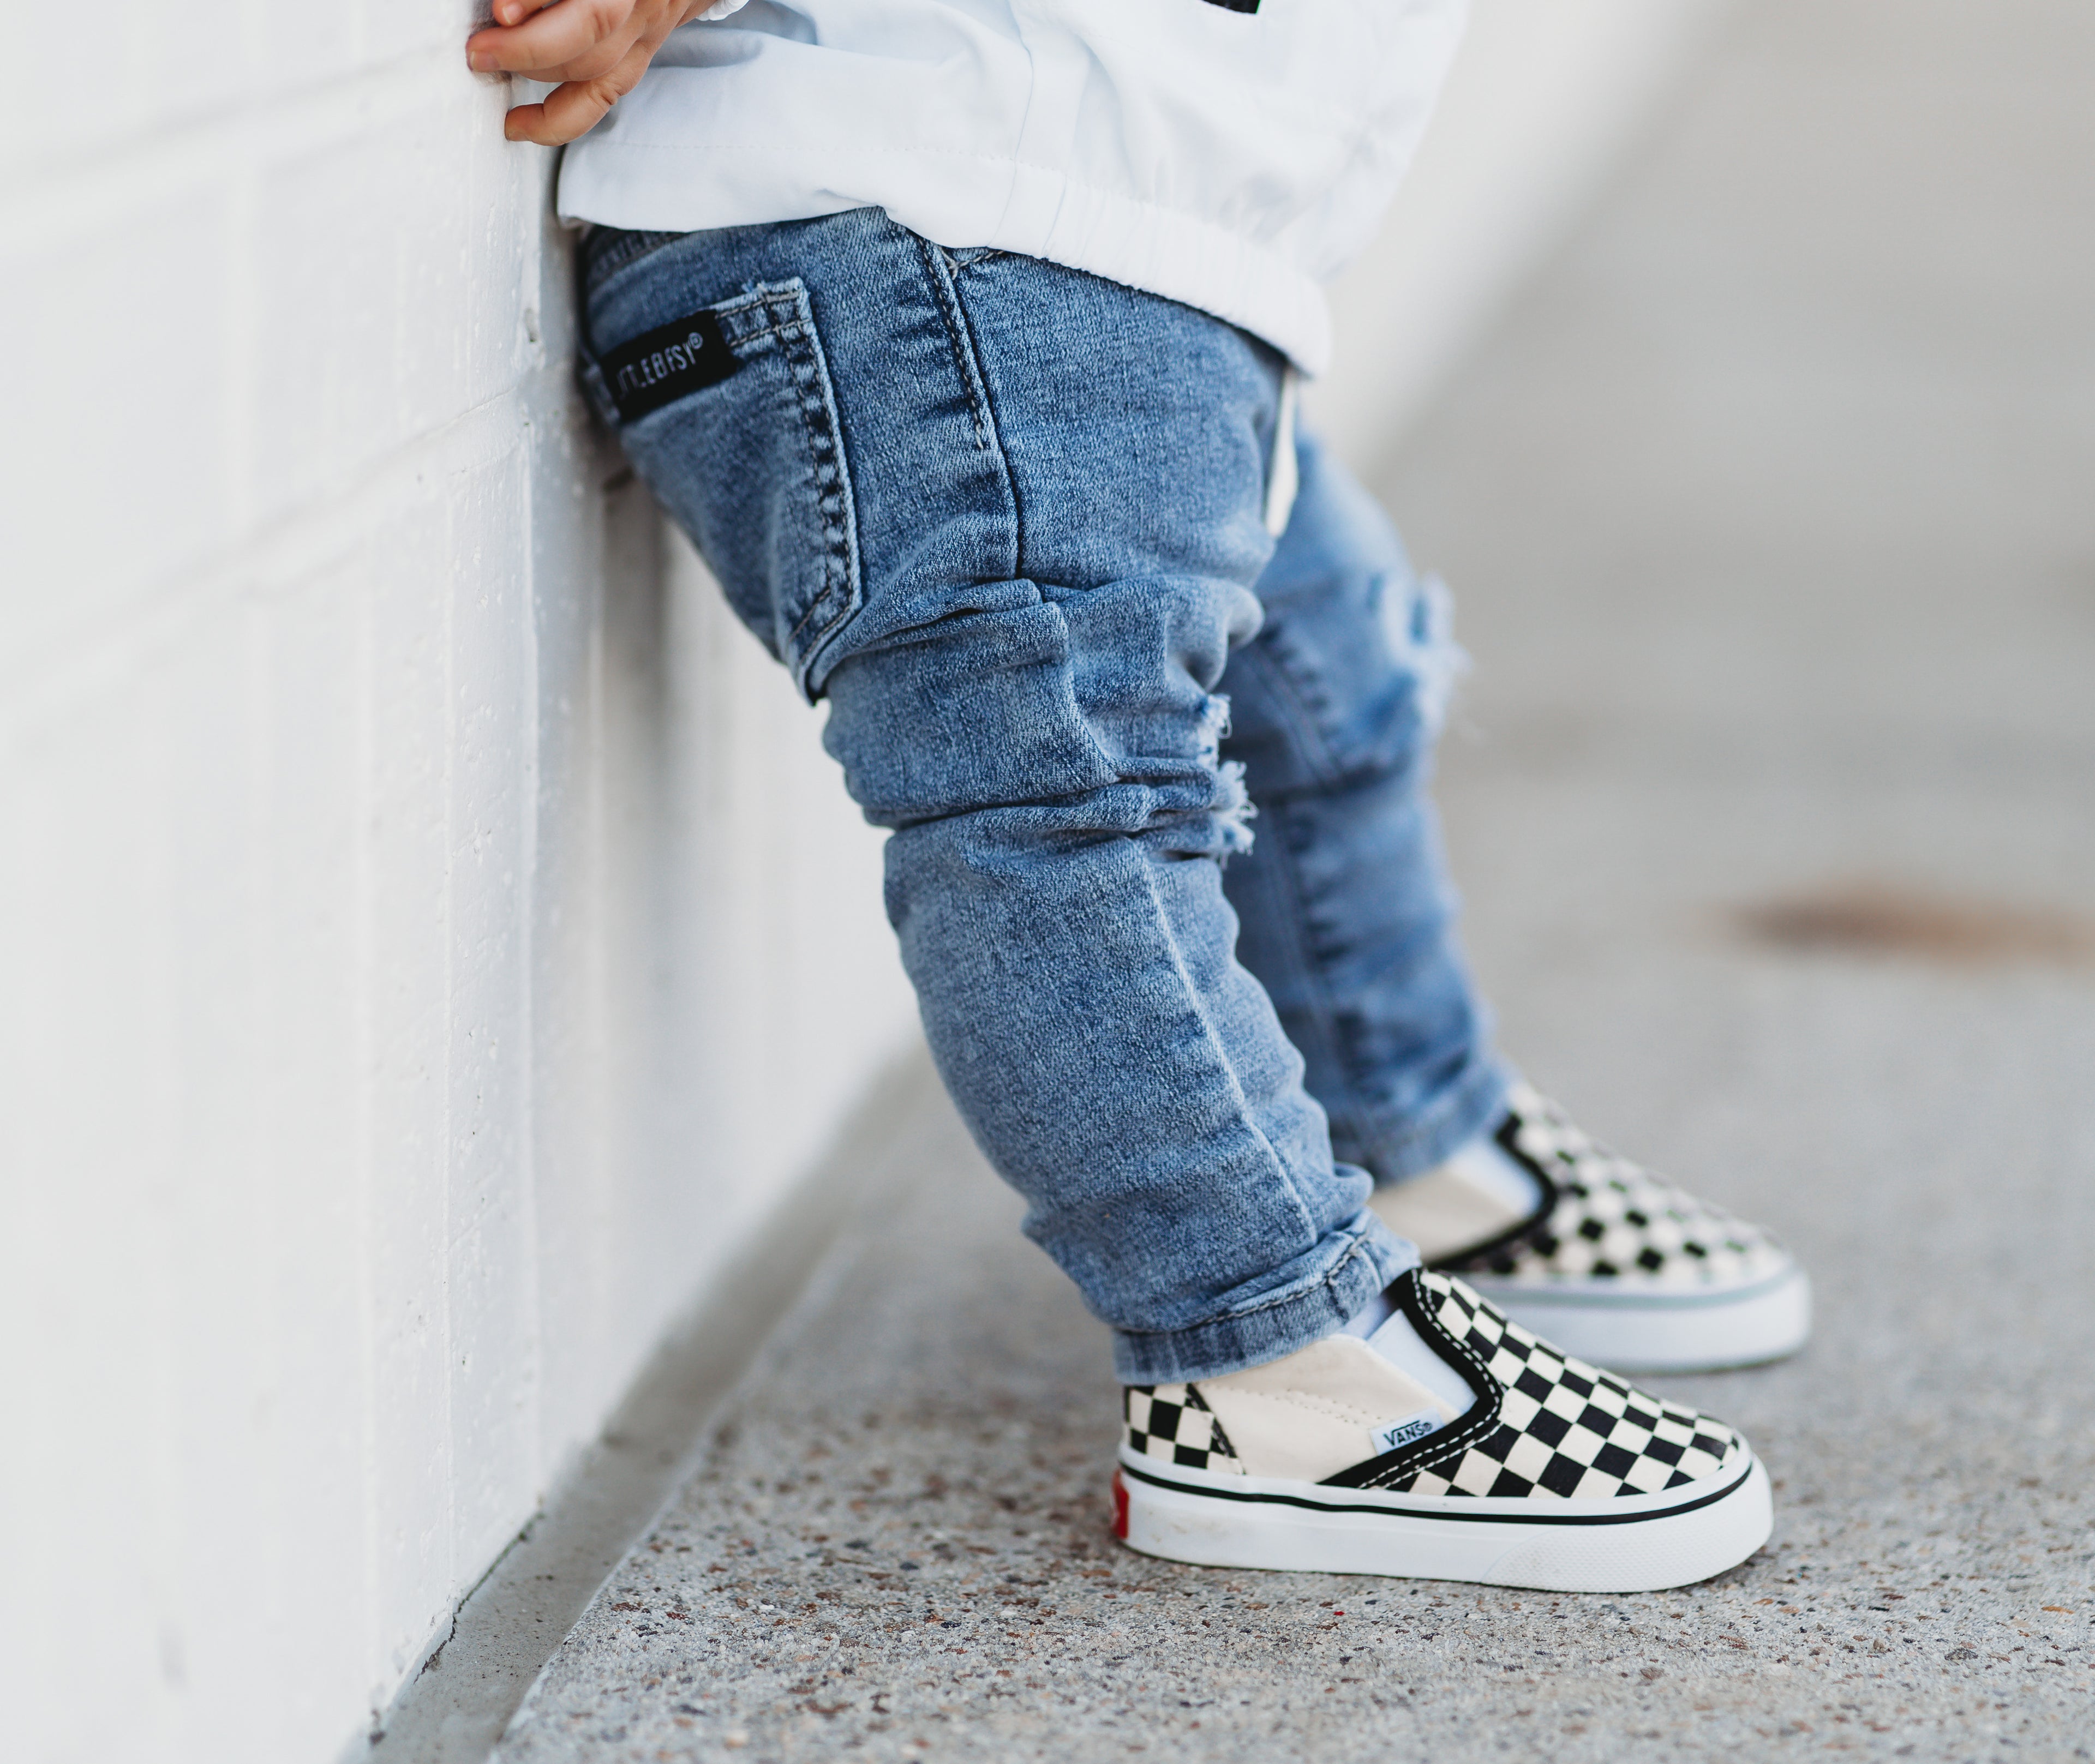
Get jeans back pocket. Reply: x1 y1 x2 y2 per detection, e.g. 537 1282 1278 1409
590 278 862 697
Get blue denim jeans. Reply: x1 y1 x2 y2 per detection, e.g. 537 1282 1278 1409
579 209 1509 1383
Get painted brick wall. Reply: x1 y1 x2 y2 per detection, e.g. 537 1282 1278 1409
0 10 912 1762
0 4 1721 1760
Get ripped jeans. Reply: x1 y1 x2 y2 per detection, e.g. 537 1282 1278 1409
579 210 1509 1382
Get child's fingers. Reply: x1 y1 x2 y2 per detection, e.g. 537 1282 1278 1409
502 39 654 145
468 0 640 77
488 0 560 26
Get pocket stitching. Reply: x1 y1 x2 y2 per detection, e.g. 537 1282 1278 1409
695 281 859 689
757 285 861 671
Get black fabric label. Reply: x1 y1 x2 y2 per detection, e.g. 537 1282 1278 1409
601 308 740 423
1203 0 1260 12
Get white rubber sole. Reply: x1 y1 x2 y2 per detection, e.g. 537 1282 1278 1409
1459 1264 1812 1374
1114 1449 1771 1593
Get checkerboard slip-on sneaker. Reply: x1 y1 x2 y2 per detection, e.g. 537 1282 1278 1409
1369 1084 1811 1373
1112 1270 1771 1594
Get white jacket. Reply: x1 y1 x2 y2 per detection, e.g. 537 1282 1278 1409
557 0 1468 374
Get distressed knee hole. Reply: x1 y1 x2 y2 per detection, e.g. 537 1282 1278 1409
1382 572 1469 739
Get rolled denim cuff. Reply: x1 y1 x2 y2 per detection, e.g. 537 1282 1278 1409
1346 1054 1516 1186
1108 1211 1420 1385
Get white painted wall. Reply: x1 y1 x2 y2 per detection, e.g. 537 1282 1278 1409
0 11 910 1763
0 4 1721 1761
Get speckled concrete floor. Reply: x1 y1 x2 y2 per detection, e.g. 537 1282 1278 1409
494 2 2095 1758
492 1059 2095 1763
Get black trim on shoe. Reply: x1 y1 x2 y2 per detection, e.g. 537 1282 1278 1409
1182 1385 1238 1461
1319 1268 1503 1490
1422 1110 1560 1274
1121 1453 1757 1527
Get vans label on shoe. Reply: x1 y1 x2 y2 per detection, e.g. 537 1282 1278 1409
1372 1409 1444 1455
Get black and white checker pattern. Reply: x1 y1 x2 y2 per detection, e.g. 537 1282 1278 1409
1445 1084 1791 1290
1123 1384 1244 1475
1364 1272 1738 1499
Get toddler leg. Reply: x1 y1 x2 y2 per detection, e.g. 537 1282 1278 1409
1220 435 1511 1182
580 214 1412 1383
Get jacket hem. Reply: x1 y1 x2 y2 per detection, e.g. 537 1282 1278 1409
556 147 1336 374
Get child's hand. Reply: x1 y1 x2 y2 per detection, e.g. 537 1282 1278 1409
468 0 710 146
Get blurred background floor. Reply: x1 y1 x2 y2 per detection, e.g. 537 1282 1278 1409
488 2 2095 1757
